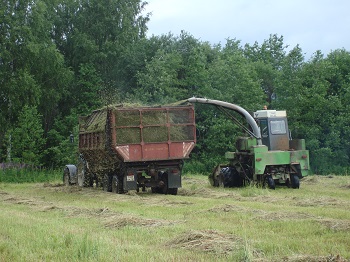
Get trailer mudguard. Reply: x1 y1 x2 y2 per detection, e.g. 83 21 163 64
123 171 137 191
168 171 181 188
64 165 77 184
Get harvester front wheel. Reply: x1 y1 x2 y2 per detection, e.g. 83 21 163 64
265 175 275 190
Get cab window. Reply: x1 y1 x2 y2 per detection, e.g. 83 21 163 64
260 119 268 136
270 120 286 134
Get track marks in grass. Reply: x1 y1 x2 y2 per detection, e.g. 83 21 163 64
207 204 314 221
278 254 348 262
206 204 350 233
104 215 179 229
317 219 350 231
0 192 182 230
293 196 349 208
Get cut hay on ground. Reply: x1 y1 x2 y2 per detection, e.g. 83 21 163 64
165 229 243 255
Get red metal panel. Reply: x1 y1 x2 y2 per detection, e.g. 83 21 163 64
169 143 183 158
143 143 169 160
128 144 143 161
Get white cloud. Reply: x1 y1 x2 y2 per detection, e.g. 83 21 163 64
145 0 350 57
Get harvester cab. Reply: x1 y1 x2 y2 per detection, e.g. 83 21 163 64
253 109 290 151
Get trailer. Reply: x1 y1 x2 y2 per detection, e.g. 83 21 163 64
63 104 196 195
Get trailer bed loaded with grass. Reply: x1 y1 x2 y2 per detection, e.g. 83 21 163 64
64 104 196 195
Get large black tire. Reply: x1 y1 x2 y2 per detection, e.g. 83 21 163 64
151 187 160 193
160 177 168 194
219 167 243 187
77 171 84 187
167 188 178 195
83 173 93 187
291 174 300 189
103 174 112 192
264 175 276 190
63 168 71 186
112 175 124 194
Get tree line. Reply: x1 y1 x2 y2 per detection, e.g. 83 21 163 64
1 0 350 174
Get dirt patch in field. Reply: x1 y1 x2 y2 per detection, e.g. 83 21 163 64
143 197 194 207
208 204 264 216
278 254 348 262
43 182 65 187
317 219 350 231
179 187 241 200
165 229 244 255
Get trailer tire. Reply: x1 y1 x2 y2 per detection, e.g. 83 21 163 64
151 187 159 193
63 168 71 186
159 173 170 194
103 174 112 192
84 174 93 187
112 175 124 194
291 175 300 189
168 188 178 195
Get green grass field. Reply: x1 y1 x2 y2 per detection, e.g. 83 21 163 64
0 174 350 261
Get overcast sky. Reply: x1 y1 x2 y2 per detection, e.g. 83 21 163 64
144 0 349 58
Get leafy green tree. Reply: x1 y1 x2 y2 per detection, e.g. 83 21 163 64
0 0 73 159
135 32 216 104
244 34 290 103
7 106 46 165
50 0 149 104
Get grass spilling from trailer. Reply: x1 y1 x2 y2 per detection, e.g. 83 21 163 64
0 174 350 261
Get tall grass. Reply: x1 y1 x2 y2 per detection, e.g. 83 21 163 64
0 167 61 183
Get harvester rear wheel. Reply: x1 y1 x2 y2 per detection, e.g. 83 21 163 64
291 175 300 189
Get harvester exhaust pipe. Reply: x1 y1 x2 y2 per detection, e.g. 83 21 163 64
187 97 262 145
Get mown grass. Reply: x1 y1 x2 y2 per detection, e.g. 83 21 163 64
0 173 350 261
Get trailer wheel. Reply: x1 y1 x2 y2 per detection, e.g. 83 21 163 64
167 188 178 195
159 173 170 194
291 175 300 189
265 176 275 190
63 168 71 186
112 175 124 194
103 174 112 192
151 187 159 193
84 174 93 187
